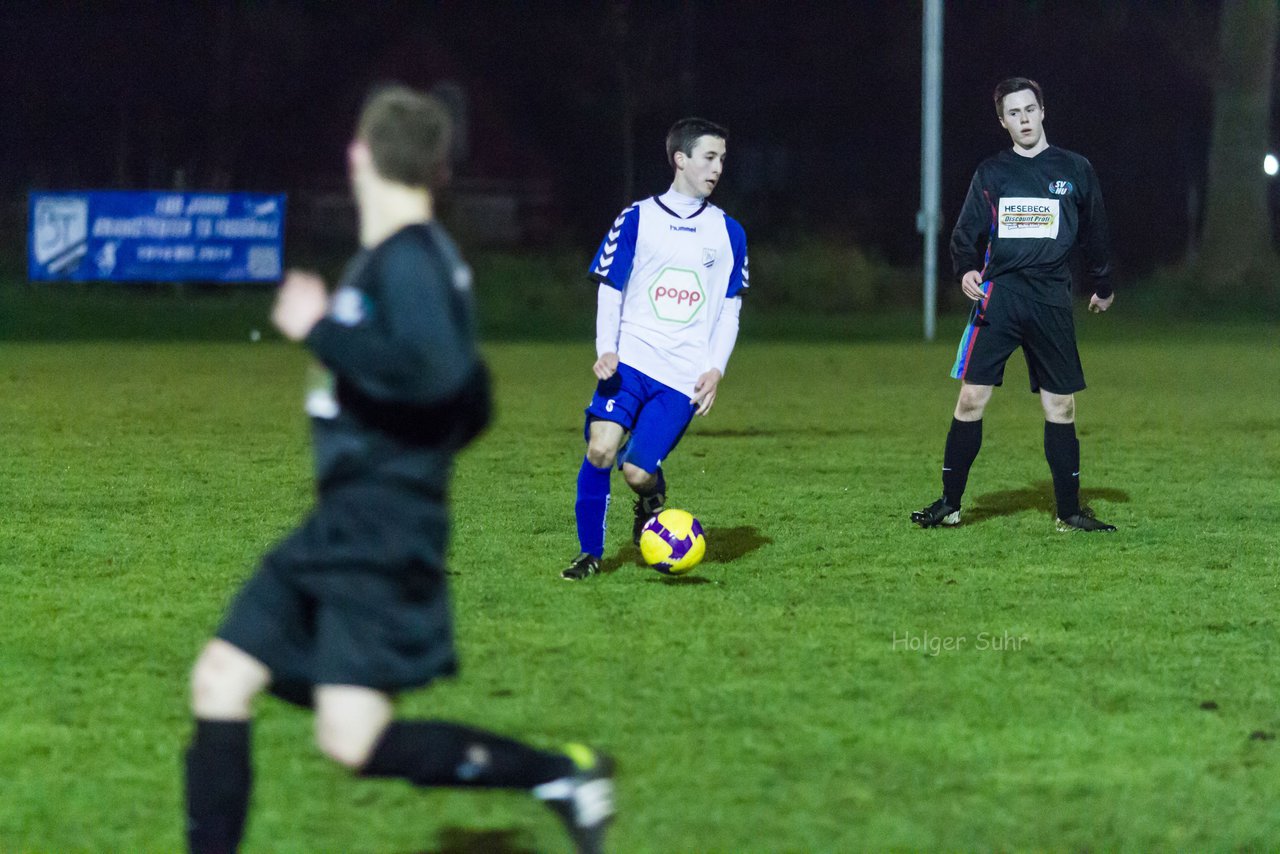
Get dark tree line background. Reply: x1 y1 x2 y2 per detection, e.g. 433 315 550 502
2 0 1275 293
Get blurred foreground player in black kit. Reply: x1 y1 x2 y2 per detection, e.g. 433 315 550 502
912 77 1117 533
183 85 614 854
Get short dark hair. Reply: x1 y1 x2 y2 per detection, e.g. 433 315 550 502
357 84 452 189
993 77 1043 115
666 117 728 169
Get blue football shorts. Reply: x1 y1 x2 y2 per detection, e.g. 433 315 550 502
584 362 696 473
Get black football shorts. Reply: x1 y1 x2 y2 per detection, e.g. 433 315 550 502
217 481 458 695
949 282 1085 394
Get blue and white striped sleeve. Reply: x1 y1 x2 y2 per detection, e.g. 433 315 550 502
725 215 749 297
587 204 640 290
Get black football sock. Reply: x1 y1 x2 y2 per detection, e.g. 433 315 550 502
1044 421 1081 518
184 719 252 854
941 418 983 508
360 720 575 789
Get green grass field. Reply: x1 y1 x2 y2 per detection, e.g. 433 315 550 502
2 314 1278 851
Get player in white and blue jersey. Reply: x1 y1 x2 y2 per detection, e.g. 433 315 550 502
561 118 749 580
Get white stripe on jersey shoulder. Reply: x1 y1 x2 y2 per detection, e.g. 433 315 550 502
595 203 638 277
611 203 638 229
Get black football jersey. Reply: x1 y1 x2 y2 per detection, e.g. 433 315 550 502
304 223 490 492
950 146 1113 307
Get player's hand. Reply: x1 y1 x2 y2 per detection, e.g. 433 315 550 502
272 270 329 341
1088 293 1114 313
593 352 619 380
960 271 986 301
692 368 722 416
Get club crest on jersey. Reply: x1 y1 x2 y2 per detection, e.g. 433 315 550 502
702 248 717 268
330 285 368 326
1049 180 1073 196
453 264 473 291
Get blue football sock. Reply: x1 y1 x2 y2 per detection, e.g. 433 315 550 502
575 458 612 557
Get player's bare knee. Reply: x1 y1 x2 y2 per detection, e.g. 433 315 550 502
190 640 268 718
621 464 656 492
314 710 388 770
1043 393 1075 423
314 686 393 770
955 386 991 420
314 718 368 769
585 441 617 469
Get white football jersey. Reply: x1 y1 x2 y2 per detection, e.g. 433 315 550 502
588 190 748 397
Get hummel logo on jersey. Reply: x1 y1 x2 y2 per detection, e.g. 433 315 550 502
670 225 696 233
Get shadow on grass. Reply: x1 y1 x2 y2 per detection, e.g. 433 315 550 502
966 480 1130 524
412 826 535 854
706 525 771 563
600 524 770 576
695 426 870 439
651 573 715 585
600 550 646 574
647 524 773 585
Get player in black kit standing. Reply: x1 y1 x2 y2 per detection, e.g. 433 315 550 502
912 77 1117 533
183 85 614 854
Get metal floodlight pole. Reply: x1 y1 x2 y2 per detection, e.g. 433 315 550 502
918 0 943 341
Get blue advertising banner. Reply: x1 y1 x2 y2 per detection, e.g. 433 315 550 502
28 191 286 282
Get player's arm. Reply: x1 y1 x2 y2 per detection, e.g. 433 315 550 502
1079 160 1115 313
692 296 741 416
272 269 330 341
950 172 992 300
593 284 622 379
306 241 472 404
586 206 639 379
693 224 748 416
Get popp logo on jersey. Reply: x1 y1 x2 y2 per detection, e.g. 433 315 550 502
648 267 707 323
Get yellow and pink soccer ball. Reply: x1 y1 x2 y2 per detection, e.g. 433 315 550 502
638 509 706 575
